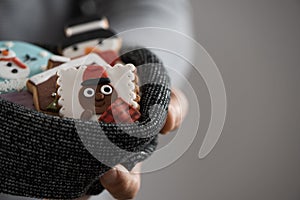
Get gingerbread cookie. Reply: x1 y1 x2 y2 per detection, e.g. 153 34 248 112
46 55 71 70
0 41 52 93
57 64 140 123
27 53 108 114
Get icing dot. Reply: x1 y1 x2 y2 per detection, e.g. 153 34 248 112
40 65 47 71
39 51 48 57
51 92 57 97
73 45 78 51
11 69 18 74
131 101 138 108
6 62 12 67
127 64 136 71
5 41 14 48
65 29 72 37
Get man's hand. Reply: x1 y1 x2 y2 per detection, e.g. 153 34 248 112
160 88 188 134
100 163 141 200
99 88 188 199
75 88 188 200
72 164 141 200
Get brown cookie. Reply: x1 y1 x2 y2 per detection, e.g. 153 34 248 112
26 53 109 115
57 64 140 122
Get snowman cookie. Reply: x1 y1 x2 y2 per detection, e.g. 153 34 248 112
59 19 122 65
0 41 52 93
57 64 140 123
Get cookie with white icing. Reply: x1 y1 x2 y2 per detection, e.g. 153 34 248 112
46 55 71 70
57 64 140 123
60 25 122 65
26 53 108 114
0 41 52 93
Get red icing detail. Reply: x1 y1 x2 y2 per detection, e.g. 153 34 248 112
0 57 28 69
82 65 108 82
12 57 28 69
99 97 140 123
97 51 120 66
85 47 120 66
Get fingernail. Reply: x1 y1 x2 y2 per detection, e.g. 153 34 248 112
114 164 129 173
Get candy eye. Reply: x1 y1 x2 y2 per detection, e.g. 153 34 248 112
83 88 95 98
98 39 103 44
73 45 78 51
100 85 113 95
11 69 18 74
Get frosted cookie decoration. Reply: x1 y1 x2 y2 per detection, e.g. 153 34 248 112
46 55 71 70
0 41 52 93
27 53 108 114
0 48 29 80
57 64 140 123
60 18 121 65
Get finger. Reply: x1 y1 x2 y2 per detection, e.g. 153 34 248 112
160 88 188 134
100 164 141 200
160 105 176 134
172 88 188 124
171 92 182 129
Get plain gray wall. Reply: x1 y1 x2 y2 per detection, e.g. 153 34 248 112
136 0 300 200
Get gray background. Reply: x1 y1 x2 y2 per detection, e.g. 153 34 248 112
137 0 300 200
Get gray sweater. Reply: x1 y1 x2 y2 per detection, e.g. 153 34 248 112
0 0 195 86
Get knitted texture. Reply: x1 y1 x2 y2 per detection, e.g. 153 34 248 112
0 48 171 199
